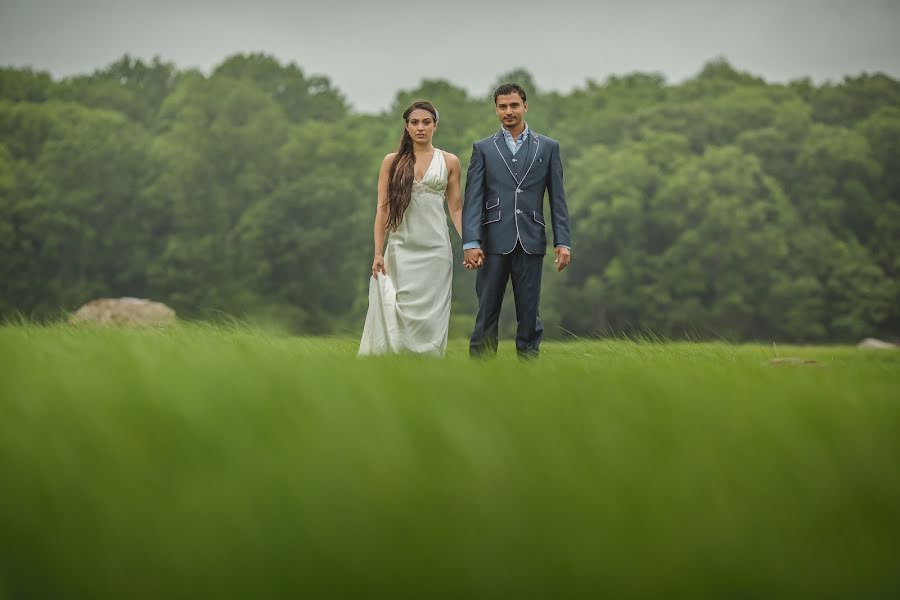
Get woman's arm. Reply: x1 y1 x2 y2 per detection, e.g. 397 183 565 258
372 154 394 277
444 152 463 238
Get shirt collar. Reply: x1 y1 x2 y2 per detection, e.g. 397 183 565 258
501 123 530 142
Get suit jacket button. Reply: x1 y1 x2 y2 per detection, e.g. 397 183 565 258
516 209 522 214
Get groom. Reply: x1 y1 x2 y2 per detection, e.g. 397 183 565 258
462 83 571 358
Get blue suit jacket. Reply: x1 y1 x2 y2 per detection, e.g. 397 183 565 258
462 130 571 255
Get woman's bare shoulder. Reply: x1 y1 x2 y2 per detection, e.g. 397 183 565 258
441 150 460 167
380 153 398 169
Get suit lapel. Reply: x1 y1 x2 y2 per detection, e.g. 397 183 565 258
519 133 540 185
493 128 542 186
492 132 519 185
519 134 536 178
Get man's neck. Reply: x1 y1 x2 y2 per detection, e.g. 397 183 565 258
503 122 527 138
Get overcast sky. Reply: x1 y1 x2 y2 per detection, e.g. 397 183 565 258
2 0 899 113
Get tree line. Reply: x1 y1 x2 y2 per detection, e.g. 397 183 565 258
1 54 898 341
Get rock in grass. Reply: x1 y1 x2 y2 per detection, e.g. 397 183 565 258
857 338 897 350
69 297 176 327
768 357 820 366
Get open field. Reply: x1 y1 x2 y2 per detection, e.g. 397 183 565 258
1 324 899 599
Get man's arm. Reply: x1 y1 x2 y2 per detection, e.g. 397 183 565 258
462 143 485 249
547 141 571 271
462 143 486 268
547 141 571 250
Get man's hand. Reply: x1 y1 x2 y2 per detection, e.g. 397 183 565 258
554 246 570 272
463 248 485 270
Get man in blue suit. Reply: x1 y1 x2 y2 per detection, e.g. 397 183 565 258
462 83 571 358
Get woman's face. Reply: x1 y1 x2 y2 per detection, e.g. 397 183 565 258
406 109 437 144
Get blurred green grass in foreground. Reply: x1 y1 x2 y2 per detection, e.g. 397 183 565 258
1 324 899 599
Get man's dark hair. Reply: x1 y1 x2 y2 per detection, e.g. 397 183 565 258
493 83 527 104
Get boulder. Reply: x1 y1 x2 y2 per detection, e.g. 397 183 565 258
69 297 176 327
857 338 897 350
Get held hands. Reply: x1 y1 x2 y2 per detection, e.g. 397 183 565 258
372 255 386 278
462 247 568 271
554 246 571 272
463 248 485 270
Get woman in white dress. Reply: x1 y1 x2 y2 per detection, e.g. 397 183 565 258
358 101 463 355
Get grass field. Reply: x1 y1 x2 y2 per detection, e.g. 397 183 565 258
1 324 899 599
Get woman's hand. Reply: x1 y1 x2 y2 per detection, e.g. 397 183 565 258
372 255 386 278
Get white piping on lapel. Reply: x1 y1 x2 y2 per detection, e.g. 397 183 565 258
491 132 541 186
520 136 540 184
492 134 519 184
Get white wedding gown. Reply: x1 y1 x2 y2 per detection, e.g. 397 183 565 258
359 150 452 356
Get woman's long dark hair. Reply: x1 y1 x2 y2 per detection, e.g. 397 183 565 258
385 101 438 230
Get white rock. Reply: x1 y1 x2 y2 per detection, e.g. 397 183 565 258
69 298 176 327
857 338 897 350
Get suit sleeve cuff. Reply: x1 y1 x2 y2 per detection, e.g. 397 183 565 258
463 242 482 250
555 244 571 250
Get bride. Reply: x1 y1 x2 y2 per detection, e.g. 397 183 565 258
358 101 463 356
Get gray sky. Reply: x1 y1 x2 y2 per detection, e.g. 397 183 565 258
2 0 899 113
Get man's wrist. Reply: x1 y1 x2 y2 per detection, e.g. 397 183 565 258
463 242 482 250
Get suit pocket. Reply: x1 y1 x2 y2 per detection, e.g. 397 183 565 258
483 209 501 224
533 212 545 227
485 197 500 209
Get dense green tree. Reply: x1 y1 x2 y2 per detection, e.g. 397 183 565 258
735 100 813 194
545 73 668 149
0 67 55 103
823 239 895 340
0 143 18 315
652 147 794 339
0 102 151 318
232 118 376 332
213 53 348 123
146 74 290 315
793 124 880 240
857 106 900 299
810 73 900 126
53 55 181 126
669 58 767 102
0 101 59 162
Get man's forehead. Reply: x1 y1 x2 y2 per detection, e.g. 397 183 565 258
496 93 524 105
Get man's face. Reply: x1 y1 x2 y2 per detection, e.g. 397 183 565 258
495 92 527 130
